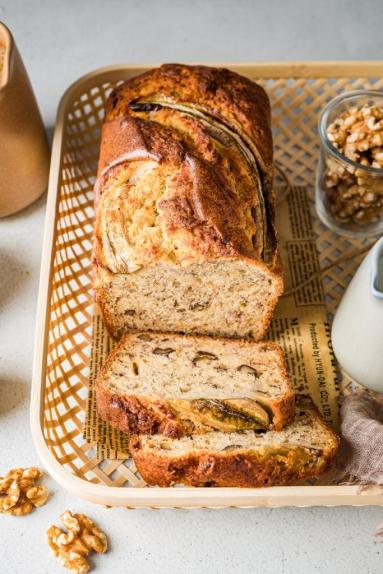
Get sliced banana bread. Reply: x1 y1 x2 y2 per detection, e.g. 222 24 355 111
130 396 339 488
96 331 295 437
93 64 283 341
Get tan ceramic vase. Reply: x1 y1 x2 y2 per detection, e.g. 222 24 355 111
0 21 50 217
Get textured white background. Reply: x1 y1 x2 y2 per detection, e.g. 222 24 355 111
1 1 383 572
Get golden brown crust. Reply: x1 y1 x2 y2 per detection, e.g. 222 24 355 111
95 64 278 269
105 65 277 265
131 443 338 488
96 331 295 436
105 64 273 177
94 115 262 269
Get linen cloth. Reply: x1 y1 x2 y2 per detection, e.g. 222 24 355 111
339 391 383 484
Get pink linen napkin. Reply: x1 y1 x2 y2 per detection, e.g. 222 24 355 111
339 390 383 484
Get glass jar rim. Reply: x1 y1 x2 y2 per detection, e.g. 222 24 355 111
319 89 383 175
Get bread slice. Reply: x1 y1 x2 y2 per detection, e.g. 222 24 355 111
96 331 295 438
130 396 339 488
94 258 282 341
93 64 283 342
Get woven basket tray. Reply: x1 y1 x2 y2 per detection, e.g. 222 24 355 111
31 62 383 508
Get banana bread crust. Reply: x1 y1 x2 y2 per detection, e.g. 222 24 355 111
103 64 273 178
93 116 273 270
130 443 338 488
95 64 277 266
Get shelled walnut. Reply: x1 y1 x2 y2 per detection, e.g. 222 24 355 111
324 104 383 224
0 467 49 515
47 511 108 574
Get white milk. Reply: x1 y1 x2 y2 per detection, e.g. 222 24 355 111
332 236 383 392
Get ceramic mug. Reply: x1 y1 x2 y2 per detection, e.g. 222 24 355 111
331 236 383 392
0 21 50 217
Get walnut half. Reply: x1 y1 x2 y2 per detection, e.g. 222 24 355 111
47 511 108 574
0 467 49 516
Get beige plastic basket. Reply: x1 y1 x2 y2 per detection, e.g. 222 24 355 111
31 62 383 508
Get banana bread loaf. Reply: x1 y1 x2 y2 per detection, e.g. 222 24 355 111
96 331 295 437
130 396 339 488
93 64 282 340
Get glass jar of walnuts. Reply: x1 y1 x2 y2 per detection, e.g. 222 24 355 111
316 91 383 237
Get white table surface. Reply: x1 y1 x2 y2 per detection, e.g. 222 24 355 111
1 1 383 572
